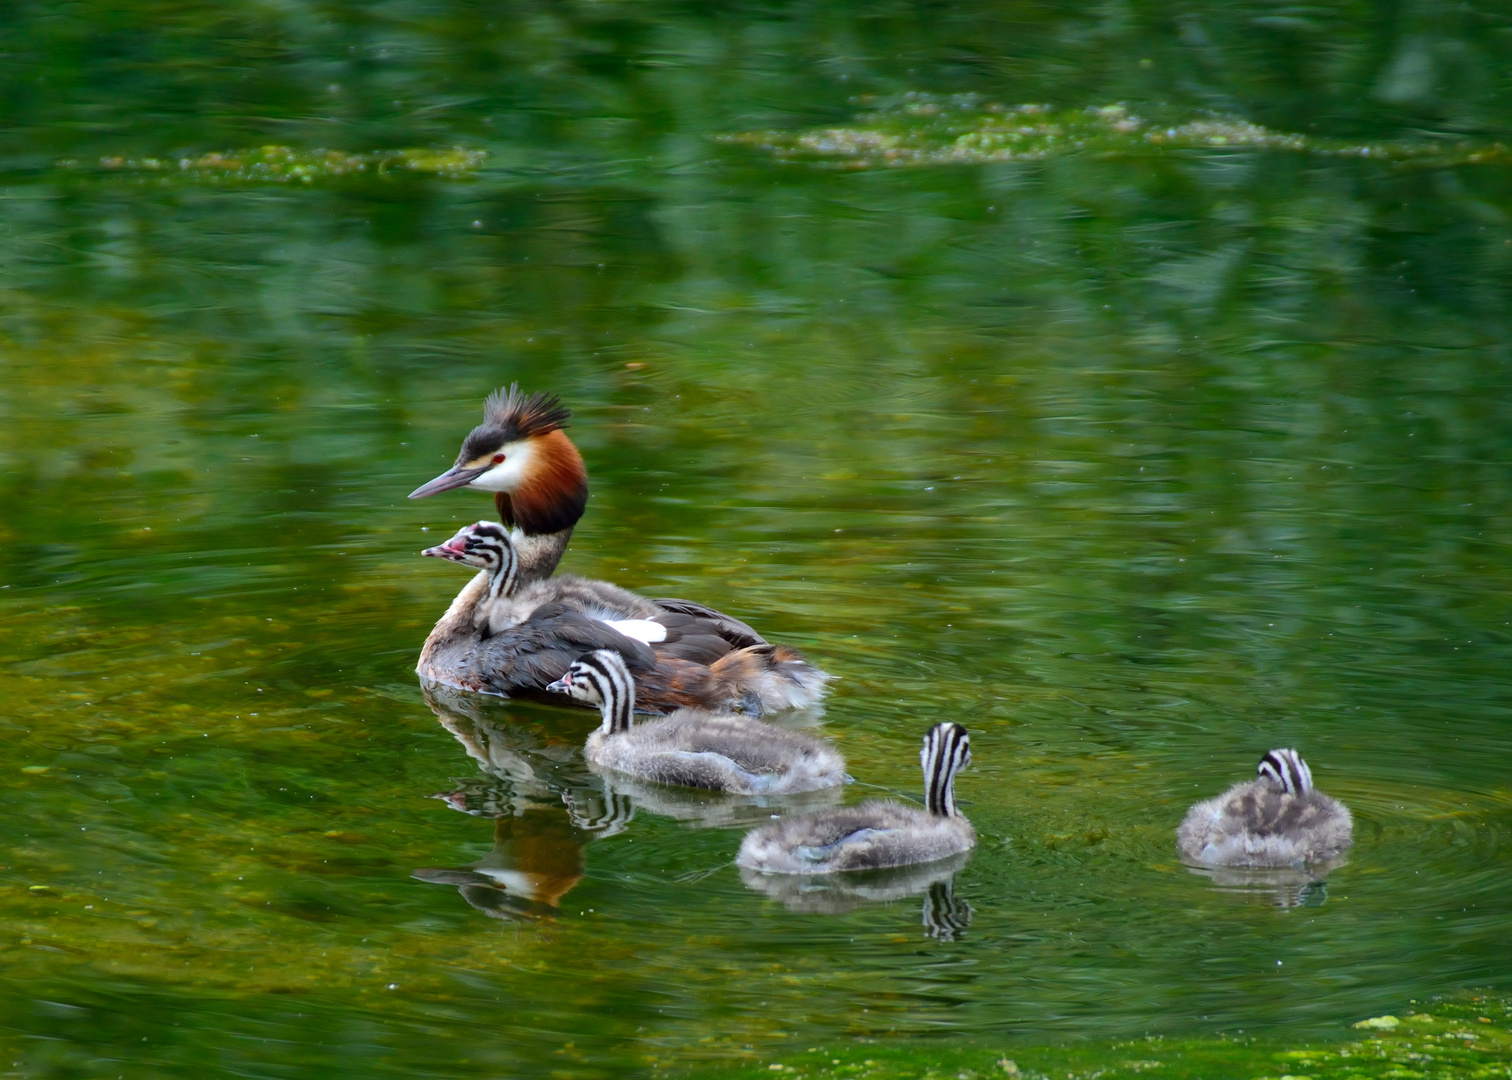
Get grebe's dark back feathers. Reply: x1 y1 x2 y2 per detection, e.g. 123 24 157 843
497 602 656 668
433 605 656 698
649 597 767 650
417 521 831 713
644 611 746 666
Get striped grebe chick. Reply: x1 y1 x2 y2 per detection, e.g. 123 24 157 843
546 650 847 796
736 722 976 874
1177 748 1353 868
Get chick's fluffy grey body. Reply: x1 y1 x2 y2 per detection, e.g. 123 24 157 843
585 709 845 795
1177 779 1352 867
735 800 975 874
736 721 975 875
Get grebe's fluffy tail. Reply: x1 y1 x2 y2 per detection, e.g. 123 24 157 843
710 644 832 713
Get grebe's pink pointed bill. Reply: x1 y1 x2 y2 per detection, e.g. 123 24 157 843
421 536 469 560
545 673 573 694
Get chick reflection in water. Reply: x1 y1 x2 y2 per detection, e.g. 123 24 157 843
596 770 844 830
1182 864 1334 909
740 852 973 940
414 686 630 922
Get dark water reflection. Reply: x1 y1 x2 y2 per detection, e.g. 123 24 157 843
413 688 615 922
1182 863 1338 910
3 0 1512 1076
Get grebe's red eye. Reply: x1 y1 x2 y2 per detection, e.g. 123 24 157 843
491 453 505 464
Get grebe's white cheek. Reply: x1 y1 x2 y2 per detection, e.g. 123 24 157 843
466 440 535 492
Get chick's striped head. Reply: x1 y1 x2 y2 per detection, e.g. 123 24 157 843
1257 748 1313 796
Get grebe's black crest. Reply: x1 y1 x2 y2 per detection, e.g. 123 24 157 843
458 385 572 463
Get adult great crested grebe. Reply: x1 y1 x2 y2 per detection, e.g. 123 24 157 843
1176 748 1353 868
409 387 831 711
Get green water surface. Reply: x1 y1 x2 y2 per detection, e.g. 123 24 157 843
2 1 1511 1076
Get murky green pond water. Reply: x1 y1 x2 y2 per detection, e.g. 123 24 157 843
3 2 1512 1076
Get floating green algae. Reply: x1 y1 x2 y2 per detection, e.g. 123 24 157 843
54 145 485 184
702 992 1512 1080
720 95 1512 170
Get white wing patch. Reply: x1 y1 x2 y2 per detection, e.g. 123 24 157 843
602 618 668 644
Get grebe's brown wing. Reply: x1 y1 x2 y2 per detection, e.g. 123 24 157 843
644 611 742 666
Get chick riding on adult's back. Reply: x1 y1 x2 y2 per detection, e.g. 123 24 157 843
411 387 830 713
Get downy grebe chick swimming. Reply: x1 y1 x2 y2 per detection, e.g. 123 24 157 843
422 522 830 714
736 722 976 874
411 388 831 711
546 650 847 795
1177 748 1353 868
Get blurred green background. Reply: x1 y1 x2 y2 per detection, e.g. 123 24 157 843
2 1 1511 1077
